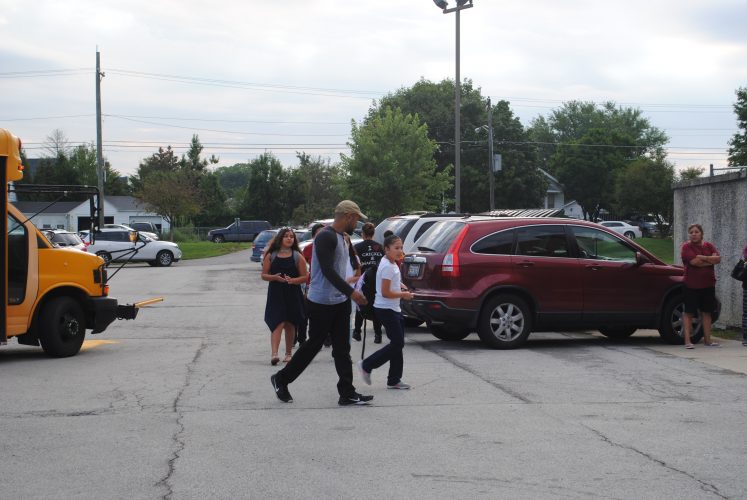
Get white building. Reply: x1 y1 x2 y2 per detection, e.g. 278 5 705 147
538 168 584 219
12 195 169 232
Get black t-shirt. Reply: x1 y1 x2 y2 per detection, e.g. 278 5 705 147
354 240 384 272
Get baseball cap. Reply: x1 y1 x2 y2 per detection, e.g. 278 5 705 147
334 200 367 220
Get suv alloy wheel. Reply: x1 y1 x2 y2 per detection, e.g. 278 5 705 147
477 294 532 349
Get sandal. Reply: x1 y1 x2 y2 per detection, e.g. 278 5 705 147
684 344 694 349
271 353 280 365
283 352 293 363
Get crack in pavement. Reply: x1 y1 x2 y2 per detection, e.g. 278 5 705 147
155 339 208 500
581 424 728 499
415 339 532 403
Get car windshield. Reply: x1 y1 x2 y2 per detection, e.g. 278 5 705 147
416 221 466 253
51 233 83 245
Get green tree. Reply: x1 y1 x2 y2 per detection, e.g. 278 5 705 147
240 153 287 225
552 128 634 220
528 101 668 173
286 153 345 224
138 171 200 237
341 107 450 221
68 144 130 195
131 146 180 194
614 158 675 224
369 78 546 212
678 166 705 180
193 172 228 226
728 87 747 167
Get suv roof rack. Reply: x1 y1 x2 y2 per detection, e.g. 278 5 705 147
480 208 564 218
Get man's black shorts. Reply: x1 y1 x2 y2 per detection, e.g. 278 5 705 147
683 286 717 314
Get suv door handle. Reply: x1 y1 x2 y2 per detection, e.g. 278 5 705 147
517 261 535 268
585 265 602 271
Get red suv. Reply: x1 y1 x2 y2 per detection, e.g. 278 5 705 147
402 218 713 349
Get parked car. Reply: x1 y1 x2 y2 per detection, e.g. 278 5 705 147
250 229 279 262
599 220 642 239
627 214 670 237
208 220 271 243
128 221 161 239
104 223 159 241
309 218 364 236
401 217 715 349
43 229 86 251
297 232 362 253
82 228 182 267
375 212 476 253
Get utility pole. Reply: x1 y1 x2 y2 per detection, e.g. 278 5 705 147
486 98 495 211
95 49 105 230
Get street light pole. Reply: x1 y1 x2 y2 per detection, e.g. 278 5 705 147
435 0 473 213
486 98 495 211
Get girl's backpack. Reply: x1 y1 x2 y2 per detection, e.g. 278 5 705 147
358 265 379 320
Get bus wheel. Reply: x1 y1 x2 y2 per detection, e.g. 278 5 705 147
39 297 86 357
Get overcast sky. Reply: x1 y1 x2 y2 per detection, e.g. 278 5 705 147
2 0 746 176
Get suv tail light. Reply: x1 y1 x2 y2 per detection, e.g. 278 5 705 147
441 225 469 277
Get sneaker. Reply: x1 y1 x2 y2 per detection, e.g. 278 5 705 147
704 342 721 347
270 373 293 403
323 335 332 347
373 335 382 344
352 331 361 341
685 344 694 349
387 381 411 390
338 392 374 406
356 360 371 385
742 341 747 346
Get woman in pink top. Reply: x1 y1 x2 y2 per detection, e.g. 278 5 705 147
680 223 721 348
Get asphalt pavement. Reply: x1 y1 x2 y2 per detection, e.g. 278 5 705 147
1 250 745 499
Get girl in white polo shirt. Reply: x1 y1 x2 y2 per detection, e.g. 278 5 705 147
356 234 414 389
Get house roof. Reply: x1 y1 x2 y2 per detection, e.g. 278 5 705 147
11 200 83 214
107 195 147 211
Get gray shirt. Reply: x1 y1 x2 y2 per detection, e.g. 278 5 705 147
307 226 354 305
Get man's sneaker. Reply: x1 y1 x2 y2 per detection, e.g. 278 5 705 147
387 381 411 390
373 335 382 344
338 392 374 406
352 331 361 341
356 359 371 385
270 373 293 403
742 341 747 346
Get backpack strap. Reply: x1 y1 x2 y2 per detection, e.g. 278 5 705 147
270 250 300 266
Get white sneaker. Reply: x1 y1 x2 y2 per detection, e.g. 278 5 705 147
356 360 371 386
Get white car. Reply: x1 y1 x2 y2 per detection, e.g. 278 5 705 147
599 221 643 239
82 228 182 266
104 223 159 241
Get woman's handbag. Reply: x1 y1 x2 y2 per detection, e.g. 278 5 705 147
731 259 746 281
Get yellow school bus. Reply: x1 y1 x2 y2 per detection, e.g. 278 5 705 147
2 128 140 357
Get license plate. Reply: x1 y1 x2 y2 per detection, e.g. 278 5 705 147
407 264 421 277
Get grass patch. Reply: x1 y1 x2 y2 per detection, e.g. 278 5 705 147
713 328 743 341
637 237 674 264
178 241 252 260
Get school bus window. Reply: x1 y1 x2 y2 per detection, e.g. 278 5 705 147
7 214 28 305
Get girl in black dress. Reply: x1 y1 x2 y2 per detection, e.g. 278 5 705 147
261 228 308 365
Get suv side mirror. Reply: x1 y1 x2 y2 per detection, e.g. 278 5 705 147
635 252 651 266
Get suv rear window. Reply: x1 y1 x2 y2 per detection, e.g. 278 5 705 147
376 218 417 240
472 229 515 255
415 221 465 253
